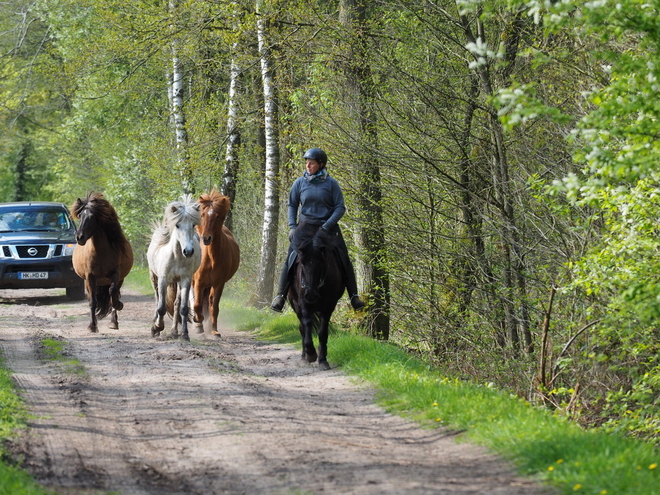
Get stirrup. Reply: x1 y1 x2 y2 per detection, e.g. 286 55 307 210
271 294 286 312
350 294 365 311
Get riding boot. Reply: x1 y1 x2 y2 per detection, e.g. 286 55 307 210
270 258 290 312
336 247 366 311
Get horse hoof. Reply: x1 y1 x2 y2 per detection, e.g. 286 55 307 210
318 361 331 371
151 326 161 337
109 322 118 330
195 324 204 334
88 326 98 333
211 330 221 338
181 334 190 342
306 352 318 363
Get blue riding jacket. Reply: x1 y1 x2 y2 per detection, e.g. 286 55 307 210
287 169 345 232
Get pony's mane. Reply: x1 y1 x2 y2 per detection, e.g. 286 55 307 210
71 192 127 246
295 222 335 263
199 189 230 217
153 194 201 246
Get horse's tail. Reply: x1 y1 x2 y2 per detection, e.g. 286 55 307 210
165 283 177 317
95 286 113 320
165 283 194 322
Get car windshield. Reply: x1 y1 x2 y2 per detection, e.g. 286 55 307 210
0 207 73 232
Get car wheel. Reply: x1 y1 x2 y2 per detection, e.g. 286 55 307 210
66 284 86 301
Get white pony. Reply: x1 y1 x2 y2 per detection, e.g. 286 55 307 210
147 195 202 341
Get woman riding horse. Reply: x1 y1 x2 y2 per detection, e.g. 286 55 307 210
271 147 365 312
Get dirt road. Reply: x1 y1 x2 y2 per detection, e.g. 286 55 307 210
0 288 551 495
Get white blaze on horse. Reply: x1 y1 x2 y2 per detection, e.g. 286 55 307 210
147 195 201 341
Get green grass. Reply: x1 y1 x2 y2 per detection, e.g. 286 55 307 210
123 265 154 295
240 305 659 495
0 357 55 495
38 338 85 376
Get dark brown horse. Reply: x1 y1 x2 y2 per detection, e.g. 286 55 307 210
193 189 240 337
71 192 133 333
288 222 344 370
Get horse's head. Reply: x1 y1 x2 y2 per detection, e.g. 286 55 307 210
166 195 201 258
71 192 115 246
295 224 333 304
198 189 230 246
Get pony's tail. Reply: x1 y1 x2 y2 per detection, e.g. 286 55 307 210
165 283 177 318
165 284 194 322
95 286 113 319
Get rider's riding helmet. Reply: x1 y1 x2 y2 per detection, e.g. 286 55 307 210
303 148 328 168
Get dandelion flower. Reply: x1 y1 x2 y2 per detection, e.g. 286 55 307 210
433 402 438 406
650 463 657 470
556 459 564 464
573 484 582 491
599 490 608 495
548 466 554 471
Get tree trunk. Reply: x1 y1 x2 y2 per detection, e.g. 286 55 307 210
169 0 194 195
254 0 281 308
459 11 530 355
339 0 390 340
223 53 241 231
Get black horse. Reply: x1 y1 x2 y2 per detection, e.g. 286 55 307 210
288 222 345 370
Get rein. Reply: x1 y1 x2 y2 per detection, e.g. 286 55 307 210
300 263 327 290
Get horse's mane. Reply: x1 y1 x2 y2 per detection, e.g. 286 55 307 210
71 192 128 247
198 189 230 218
294 222 336 262
153 194 201 246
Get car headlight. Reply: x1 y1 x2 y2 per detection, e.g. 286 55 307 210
63 243 76 256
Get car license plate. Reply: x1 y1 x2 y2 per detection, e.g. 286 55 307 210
19 272 48 280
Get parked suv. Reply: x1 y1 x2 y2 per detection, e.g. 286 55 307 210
0 201 85 300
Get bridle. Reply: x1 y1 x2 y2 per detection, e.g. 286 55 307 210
299 256 328 290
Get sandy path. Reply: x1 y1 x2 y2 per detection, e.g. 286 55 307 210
0 288 552 495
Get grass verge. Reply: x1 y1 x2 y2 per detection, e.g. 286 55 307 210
231 303 659 495
38 338 85 376
0 356 55 495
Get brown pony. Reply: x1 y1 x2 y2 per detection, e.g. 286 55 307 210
71 192 133 333
193 189 240 337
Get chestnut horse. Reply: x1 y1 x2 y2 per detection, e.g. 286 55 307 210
193 189 240 337
71 192 134 333
288 222 344 370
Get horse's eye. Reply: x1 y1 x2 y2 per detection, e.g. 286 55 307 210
176 223 180 229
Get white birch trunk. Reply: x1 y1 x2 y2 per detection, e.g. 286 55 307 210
255 0 281 307
222 52 241 231
169 0 194 195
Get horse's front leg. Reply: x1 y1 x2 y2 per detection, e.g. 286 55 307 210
209 285 225 338
192 282 206 335
109 274 124 312
108 275 122 330
178 281 192 342
317 313 331 371
86 276 98 333
300 309 317 364
170 286 182 339
151 276 166 337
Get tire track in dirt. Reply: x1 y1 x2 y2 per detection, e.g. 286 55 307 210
0 288 553 495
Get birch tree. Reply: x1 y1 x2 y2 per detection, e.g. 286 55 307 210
169 0 194 195
222 51 241 231
254 0 281 307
